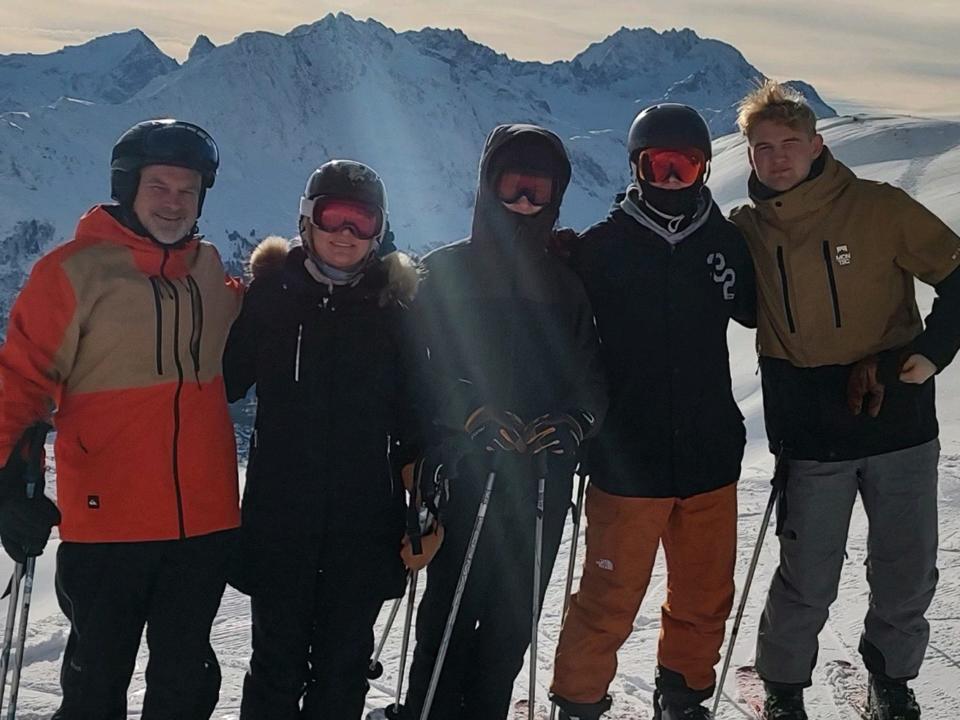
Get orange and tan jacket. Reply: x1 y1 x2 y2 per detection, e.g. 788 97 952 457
731 150 960 367
0 205 243 542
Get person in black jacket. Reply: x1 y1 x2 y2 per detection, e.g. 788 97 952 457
223 160 422 720
402 124 607 720
548 105 756 720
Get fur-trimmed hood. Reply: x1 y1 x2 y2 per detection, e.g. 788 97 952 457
247 236 422 306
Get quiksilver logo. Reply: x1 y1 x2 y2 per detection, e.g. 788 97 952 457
596 558 614 571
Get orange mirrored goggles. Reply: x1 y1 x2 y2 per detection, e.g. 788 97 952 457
637 147 707 187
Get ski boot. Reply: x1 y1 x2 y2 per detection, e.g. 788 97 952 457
550 692 612 720
652 689 712 719
866 673 921 719
762 686 808 720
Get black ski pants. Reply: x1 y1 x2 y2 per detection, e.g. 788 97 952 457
238 536 392 720
51 530 233 720
405 456 572 720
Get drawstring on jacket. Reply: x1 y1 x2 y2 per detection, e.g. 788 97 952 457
149 272 205 385
185 275 205 385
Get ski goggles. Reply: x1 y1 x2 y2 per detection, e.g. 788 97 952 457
496 171 554 206
637 147 707 187
299 196 384 240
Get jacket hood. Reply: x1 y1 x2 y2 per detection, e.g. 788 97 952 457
470 124 572 255
74 205 201 277
249 236 421 306
747 148 854 224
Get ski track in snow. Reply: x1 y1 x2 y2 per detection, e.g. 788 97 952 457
4 456 959 719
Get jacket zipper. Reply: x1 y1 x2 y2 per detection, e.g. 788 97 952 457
160 251 187 539
821 241 842 328
776 246 797 334
294 324 303 382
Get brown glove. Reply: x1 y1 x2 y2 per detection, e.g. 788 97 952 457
401 520 444 571
847 355 885 417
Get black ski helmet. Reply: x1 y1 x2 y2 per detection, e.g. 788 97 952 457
302 160 387 212
110 119 219 215
627 104 712 164
300 160 389 242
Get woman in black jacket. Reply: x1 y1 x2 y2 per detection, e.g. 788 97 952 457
223 160 422 720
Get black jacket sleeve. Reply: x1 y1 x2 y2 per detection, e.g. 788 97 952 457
728 226 757 329
392 306 426 468
563 270 608 436
222 286 257 403
911 264 960 372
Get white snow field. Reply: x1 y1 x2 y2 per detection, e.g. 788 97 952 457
2 114 960 718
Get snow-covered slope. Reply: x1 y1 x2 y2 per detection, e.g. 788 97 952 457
0 12 834 319
1 110 959 719
0 30 178 112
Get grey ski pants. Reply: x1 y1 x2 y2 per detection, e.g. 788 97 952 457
756 439 939 686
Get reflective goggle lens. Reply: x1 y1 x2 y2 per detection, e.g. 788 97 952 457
496 171 554 206
302 197 383 240
638 148 706 187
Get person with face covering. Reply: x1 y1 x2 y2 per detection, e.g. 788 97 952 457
547 105 756 720
0 119 242 718
399 125 607 720
222 160 426 720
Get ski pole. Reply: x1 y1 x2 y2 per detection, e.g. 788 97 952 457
528 454 548 720
368 594 404 680
6 422 52 720
548 470 587 720
711 448 787 718
385 568 419 719
0 565 23 712
420 467 497 720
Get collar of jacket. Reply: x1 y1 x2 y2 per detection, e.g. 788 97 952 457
747 148 854 225
619 184 713 243
74 204 200 277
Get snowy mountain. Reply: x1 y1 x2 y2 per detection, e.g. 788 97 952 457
0 30 178 112
0 13 835 323
3 110 960 720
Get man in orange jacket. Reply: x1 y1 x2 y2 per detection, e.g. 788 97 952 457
0 119 243 719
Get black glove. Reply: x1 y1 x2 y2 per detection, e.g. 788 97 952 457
0 422 57 564
464 406 526 453
524 410 594 457
0 494 60 564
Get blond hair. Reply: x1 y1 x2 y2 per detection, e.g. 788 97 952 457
737 79 817 139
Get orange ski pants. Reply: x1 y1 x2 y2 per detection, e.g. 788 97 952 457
551 482 737 702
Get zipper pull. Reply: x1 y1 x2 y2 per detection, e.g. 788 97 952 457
294 324 303 382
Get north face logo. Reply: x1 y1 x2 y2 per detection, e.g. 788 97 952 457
835 245 852 266
596 558 614 571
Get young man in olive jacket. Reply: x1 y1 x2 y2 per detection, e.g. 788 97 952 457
731 80 960 720
548 104 756 720
403 124 607 720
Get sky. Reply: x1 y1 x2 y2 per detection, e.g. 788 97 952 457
1 0 958 117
